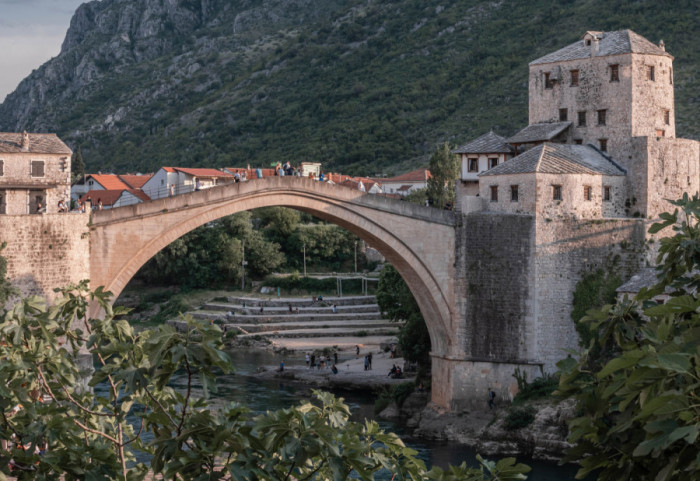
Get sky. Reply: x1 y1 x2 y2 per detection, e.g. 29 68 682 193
0 0 86 102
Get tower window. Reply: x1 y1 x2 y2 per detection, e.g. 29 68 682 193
610 64 619 82
604 186 611 201
578 111 586 127
597 109 607 126
544 72 554 89
510 185 519 202
0 160 3 177
490 185 498 202
670 67 673 84
647 65 655 81
583 185 592 201
656 130 665 137
559 108 568 122
552 185 562 201
574 139 583 145
599 139 608 152
570 69 579 86
488 158 498 169
468 158 478 172
664 109 670 125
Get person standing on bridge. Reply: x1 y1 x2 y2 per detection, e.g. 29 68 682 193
195 179 202 191
169 184 175 196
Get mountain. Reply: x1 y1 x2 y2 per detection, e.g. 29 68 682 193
0 0 698 175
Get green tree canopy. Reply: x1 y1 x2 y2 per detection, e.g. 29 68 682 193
71 146 86 181
557 193 700 481
0 241 17 307
376 264 431 366
426 142 459 209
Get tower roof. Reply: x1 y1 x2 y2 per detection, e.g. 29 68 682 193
530 29 672 66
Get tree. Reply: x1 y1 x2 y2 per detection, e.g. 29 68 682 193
71 146 86 181
0 281 531 480
426 142 459 209
557 194 700 481
377 264 431 366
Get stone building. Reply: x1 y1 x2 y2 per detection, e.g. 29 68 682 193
458 29 699 221
0 132 72 215
451 29 699 396
454 131 513 196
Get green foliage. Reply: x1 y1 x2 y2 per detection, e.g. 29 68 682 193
263 274 374 295
403 187 429 206
570 267 621 347
70 146 86 181
504 407 537 431
285 223 365 272
373 382 419 414
137 211 284 287
376 264 431 366
557 193 700 481
426 142 459 209
0 281 530 480
511 371 559 406
0 241 16 307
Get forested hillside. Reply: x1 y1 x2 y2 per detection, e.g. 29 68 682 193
0 0 697 175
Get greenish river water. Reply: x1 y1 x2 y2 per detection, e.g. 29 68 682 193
99 348 581 479
194 349 581 480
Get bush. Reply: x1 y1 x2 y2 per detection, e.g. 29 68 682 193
504 406 536 431
511 369 559 405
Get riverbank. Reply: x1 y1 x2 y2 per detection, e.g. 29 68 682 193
249 348 571 463
253 348 415 391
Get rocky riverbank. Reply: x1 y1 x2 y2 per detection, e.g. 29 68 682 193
250 348 572 463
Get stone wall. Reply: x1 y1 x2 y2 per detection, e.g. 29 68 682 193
0 213 91 304
631 136 700 219
534 217 647 369
458 212 536 362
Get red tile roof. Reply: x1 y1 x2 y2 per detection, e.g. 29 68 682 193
88 174 130 190
172 167 232 178
119 174 153 189
383 169 431 183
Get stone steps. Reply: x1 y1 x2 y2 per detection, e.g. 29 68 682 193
226 319 396 333
203 302 380 314
232 326 399 339
189 310 383 323
224 295 377 308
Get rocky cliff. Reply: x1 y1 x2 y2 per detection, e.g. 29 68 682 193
1 0 698 175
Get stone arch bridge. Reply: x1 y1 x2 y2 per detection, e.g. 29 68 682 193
90 177 469 409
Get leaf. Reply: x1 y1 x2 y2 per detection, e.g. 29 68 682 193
656 353 691 373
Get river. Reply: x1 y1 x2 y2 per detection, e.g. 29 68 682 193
160 348 582 481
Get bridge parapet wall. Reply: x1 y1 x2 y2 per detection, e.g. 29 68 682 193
0 213 91 305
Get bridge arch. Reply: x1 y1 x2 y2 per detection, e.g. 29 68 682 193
90 177 459 393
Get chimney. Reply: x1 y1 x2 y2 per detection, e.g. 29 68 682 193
659 39 665 51
20 131 29 152
591 37 600 57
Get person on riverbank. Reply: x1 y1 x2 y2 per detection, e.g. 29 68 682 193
364 355 369 371
277 361 284 372
334 351 338 365
331 364 338 374
368 352 372 370
310 354 315 368
488 388 496 409
332 304 338 313
356 345 360 357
